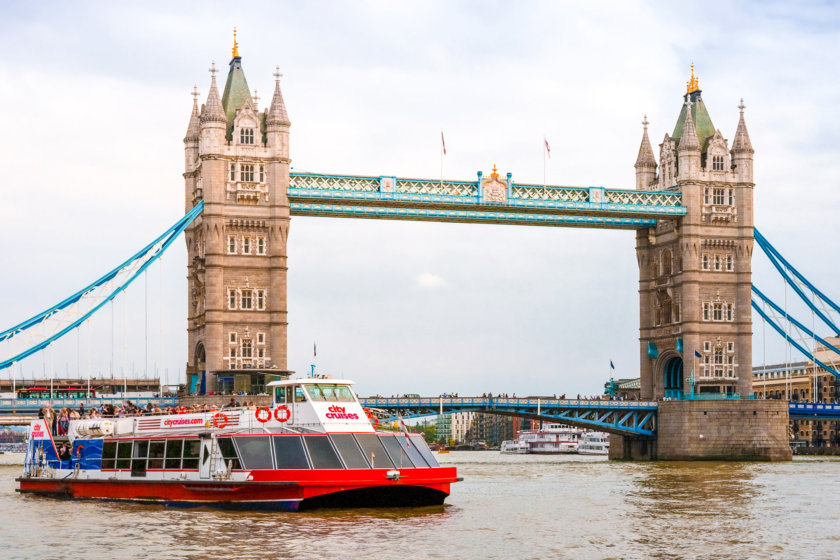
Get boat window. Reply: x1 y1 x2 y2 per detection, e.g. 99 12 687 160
409 435 439 467
400 436 429 467
294 386 307 403
329 434 370 469
131 440 148 477
234 436 274 470
272 436 309 469
217 438 242 470
116 441 132 470
303 435 343 469
275 386 292 404
101 441 117 469
305 384 355 402
379 434 415 469
354 433 394 469
165 439 183 469
183 440 200 469
148 440 165 469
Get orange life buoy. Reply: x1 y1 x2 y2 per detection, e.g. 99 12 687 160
274 405 291 423
212 412 228 429
255 407 271 423
365 408 379 427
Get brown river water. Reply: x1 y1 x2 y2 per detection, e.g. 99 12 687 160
1 452 839 560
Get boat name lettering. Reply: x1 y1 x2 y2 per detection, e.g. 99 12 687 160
32 425 45 437
163 417 205 427
325 405 359 420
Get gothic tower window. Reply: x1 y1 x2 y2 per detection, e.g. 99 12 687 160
702 254 710 270
257 237 266 255
240 128 254 145
259 165 265 182
229 332 237 344
714 255 722 271
228 289 237 310
257 332 265 344
713 188 725 205
726 255 734 271
712 155 724 171
661 250 672 277
227 235 237 254
241 164 254 182
241 289 253 310
241 339 252 358
256 290 266 310
229 163 236 181
242 237 251 254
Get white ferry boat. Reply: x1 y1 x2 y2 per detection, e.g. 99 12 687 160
500 424 583 454
577 432 610 455
17 379 459 511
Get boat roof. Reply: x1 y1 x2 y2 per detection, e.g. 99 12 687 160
267 378 355 387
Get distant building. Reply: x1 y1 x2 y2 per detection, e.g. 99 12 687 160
436 411 476 444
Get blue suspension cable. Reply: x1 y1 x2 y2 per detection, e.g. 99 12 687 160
0 203 203 342
0 202 203 370
754 229 840 335
752 285 840 360
751 300 840 379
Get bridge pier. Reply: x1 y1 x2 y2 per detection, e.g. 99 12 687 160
610 400 792 461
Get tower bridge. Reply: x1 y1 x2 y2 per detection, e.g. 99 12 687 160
10 42 840 459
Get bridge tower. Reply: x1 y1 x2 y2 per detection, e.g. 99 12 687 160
635 65 755 401
184 33 292 394
618 67 790 460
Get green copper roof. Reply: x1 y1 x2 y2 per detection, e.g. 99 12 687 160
221 57 252 139
672 92 716 151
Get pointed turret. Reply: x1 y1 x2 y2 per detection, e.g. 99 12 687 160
677 97 701 179
635 115 657 190
267 67 290 127
185 85 200 140
201 63 227 125
731 98 754 183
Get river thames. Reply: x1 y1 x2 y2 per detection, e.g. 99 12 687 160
1 452 839 559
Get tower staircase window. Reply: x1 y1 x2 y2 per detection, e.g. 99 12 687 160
228 289 237 310
259 165 265 182
256 290 266 310
240 128 254 145
243 237 251 254
257 237 266 255
241 164 254 182
241 290 253 310
229 163 236 181
228 236 237 254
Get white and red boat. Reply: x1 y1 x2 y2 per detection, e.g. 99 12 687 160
17 379 458 511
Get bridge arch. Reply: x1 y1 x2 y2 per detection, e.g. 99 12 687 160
662 355 683 399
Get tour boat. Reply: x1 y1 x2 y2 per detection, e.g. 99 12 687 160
500 424 584 454
16 379 459 511
577 432 610 455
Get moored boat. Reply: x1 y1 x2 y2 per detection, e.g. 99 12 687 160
577 432 610 455
16 378 459 511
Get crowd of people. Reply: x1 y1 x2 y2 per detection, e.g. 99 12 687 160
37 398 262 434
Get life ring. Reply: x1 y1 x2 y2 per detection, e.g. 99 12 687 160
364 408 379 428
213 412 228 429
255 407 271 423
274 405 291 423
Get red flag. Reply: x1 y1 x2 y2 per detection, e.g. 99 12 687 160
544 137 551 158
441 131 447 155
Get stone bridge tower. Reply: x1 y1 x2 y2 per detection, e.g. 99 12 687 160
634 66 755 400
183 33 291 394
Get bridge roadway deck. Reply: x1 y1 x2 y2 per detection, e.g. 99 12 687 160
0 398 836 429
288 172 686 229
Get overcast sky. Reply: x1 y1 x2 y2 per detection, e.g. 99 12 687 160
1 1 838 396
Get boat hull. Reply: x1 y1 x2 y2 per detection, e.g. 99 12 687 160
16 467 457 511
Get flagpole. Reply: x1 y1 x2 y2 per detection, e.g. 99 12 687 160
543 139 546 188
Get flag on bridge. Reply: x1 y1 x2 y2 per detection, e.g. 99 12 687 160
610 360 615 370
694 350 702 358
441 131 447 155
314 342 317 357
544 137 551 158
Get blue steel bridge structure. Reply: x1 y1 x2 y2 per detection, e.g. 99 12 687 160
1 172 840 437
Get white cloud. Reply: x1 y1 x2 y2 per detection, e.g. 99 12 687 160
416 273 447 289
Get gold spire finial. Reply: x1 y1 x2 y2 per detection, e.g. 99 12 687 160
686 62 700 94
232 26 240 58
491 164 499 179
